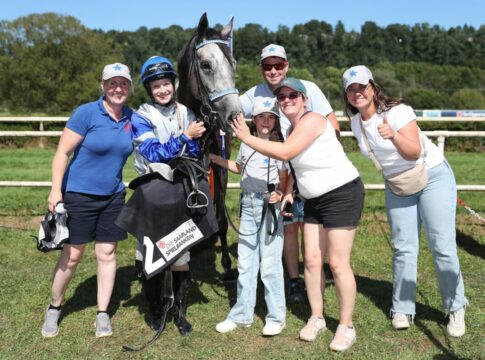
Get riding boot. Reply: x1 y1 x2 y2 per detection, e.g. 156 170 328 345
143 271 165 331
172 270 193 335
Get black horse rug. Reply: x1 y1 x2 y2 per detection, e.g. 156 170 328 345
116 160 218 279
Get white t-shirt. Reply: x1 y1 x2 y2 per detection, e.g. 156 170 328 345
240 80 333 137
236 143 283 193
291 120 359 199
350 104 444 177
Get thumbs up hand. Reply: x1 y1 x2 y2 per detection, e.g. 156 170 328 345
377 116 396 140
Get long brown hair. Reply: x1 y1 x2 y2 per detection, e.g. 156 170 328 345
343 79 404 119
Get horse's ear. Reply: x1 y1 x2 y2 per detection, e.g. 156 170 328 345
197 12 209 38
221 17 234 40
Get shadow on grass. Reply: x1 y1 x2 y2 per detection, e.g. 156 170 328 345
356 274 465 359
456 229 485 260
59 239 235 330
60 265 140 323
189 239 239 310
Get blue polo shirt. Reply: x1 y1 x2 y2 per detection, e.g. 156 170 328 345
62 97 133 195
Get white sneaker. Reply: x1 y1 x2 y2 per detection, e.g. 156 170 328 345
329 325 356 352
216 319 250 333
299 315 326 342
262 322 285 336
447 307 466 337
391 313 410 330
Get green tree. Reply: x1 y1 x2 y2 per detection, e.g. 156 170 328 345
0 13 124 114
233 24 270 64
404 88 444 109
448 89 485 109
236 63 262 93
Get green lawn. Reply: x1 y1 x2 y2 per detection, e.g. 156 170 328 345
0 149 484 359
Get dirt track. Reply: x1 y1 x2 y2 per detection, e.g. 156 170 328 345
0 215 43 230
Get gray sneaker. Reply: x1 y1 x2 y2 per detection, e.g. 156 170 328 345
41 307 61 338
95 312 113 338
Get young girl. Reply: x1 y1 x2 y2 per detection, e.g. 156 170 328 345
211 97 287 336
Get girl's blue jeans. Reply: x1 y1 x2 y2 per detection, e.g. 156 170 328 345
386 161 468 316
227 193 286 326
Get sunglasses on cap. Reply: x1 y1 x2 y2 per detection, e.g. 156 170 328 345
145 62 174 76
276 91 300 102
262 62 286 71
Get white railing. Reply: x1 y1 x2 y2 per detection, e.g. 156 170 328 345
0 180 483 191
1 114 485 126
1 128 484 154
1 116 484 190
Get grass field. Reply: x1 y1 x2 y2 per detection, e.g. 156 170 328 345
0 149 484 359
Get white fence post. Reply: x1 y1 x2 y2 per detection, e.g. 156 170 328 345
437 135 446 153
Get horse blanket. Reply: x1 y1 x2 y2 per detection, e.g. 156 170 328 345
116 164 218 279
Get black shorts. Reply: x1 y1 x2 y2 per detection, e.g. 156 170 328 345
64 190 127 245
304 177 365 228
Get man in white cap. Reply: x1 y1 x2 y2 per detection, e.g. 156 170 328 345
240 44 340 304
240 44 339 136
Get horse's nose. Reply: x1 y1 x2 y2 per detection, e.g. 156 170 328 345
227 111 239 124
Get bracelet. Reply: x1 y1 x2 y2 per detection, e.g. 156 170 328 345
392 131 398 140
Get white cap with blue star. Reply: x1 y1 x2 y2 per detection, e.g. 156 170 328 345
102 63 132 82
252 97 280 117
260 44 287 63
342 65 374 90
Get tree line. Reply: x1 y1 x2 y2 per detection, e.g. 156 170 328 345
1 13 485 115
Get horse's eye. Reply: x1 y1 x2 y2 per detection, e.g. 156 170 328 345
200 60 212 72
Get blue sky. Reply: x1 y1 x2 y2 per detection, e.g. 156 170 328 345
5 0 484 32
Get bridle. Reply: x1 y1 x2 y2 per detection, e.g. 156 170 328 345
191 38 238 152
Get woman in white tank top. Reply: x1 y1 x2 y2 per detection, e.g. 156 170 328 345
232 78 364 352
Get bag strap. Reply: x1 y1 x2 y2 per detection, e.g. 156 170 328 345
358 117 382 171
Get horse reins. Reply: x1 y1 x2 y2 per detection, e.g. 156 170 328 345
212 150 279 237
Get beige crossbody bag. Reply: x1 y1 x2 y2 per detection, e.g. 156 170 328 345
359 119 428 196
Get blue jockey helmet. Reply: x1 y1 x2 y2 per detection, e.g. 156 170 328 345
141 56 177 86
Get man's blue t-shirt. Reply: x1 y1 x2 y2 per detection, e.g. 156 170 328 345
62 97 133 195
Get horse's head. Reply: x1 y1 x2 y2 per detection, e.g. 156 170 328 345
178 13 242 134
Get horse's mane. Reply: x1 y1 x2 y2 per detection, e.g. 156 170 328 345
177 35 197 114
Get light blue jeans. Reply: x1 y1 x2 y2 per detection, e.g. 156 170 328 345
227 193 286 326
386 161 468 316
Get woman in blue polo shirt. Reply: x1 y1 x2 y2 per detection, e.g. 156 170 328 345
41 63 134 339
